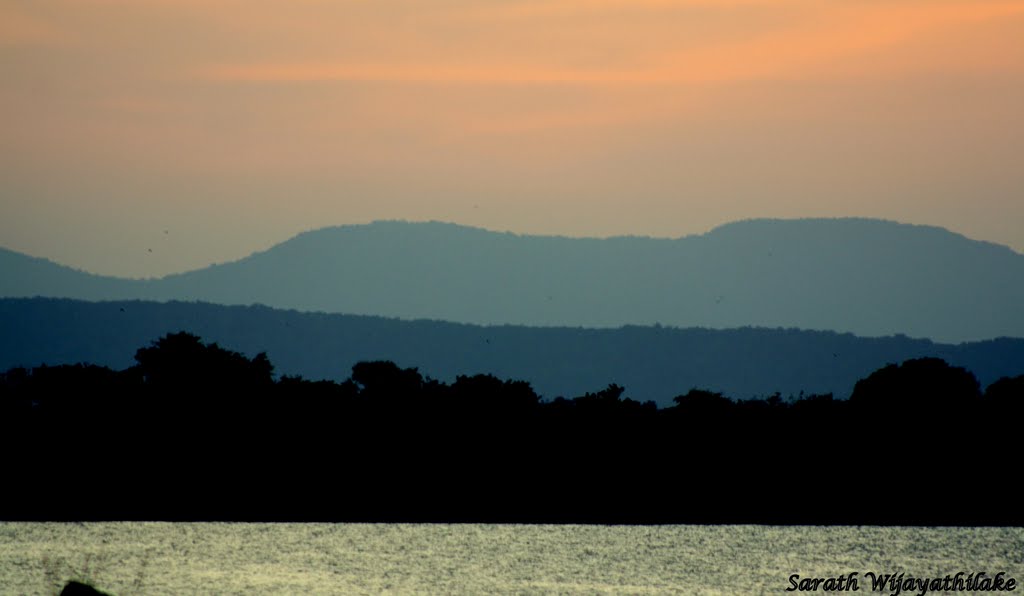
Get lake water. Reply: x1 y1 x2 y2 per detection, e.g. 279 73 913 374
1 523 1021 594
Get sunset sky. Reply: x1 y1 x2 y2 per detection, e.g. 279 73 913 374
2 0 1023 277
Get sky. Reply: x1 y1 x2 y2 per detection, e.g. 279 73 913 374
2 0 1023 278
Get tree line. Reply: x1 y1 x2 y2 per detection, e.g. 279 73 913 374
2 332 1021 525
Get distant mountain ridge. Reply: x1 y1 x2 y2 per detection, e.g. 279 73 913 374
3 218 1024 343
3 297 1023 406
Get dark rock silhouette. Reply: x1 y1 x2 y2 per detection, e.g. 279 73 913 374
60 581 109 596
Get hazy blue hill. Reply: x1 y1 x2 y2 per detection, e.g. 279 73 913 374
4 297 1022 406
694 218 1024 342
3 218 1023 342
0 247 142 300
152 221 677 326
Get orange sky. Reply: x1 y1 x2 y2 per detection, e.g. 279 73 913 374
2 0 1023 276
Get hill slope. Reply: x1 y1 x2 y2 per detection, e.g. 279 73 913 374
3 218 1023 342
3 298 1022 406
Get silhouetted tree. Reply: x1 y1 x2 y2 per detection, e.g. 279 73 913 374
790 392 843 419
984 374 1024 415
574 384 625 409
849 357 980 414
671 388 733 416
450 374 540 417
134 331 273 392
350 360 423 399
3 332 1023 525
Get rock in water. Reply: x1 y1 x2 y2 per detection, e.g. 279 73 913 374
60 581 110 596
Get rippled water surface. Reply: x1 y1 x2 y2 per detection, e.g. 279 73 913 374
1 523 1021 594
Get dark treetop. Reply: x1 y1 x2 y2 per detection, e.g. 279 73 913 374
3 332 1021 525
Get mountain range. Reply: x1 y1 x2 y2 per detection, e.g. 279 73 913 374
3 218 1023 343
3 297 1023 406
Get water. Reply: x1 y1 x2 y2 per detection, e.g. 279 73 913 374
1 523 1021 595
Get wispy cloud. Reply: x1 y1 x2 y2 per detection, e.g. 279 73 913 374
199 63 654 86
197 1 1024 88
653 1 1024 82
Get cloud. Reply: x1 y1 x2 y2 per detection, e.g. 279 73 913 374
197 1 1024 88
166 0 1022 144
651 0 1024 83
199 63 647 86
